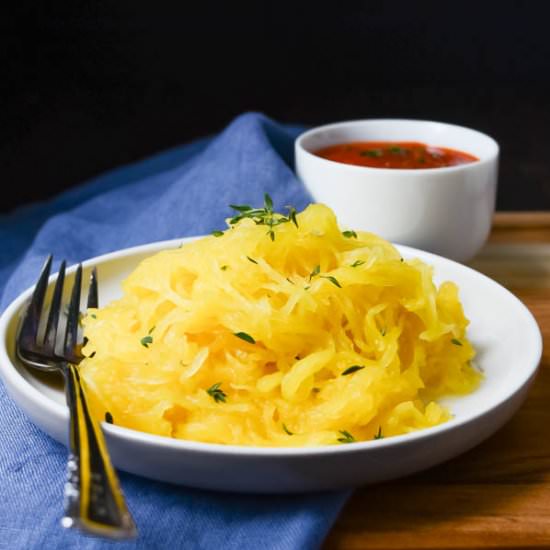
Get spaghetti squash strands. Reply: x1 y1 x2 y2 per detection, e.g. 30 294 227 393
80 202 481 447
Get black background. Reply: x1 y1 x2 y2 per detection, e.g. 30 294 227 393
3 1 550 214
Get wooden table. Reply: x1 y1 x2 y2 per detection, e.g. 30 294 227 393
324 212 550 549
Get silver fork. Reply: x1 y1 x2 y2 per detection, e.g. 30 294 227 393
16 255 137 539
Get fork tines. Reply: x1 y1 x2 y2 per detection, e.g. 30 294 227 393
18 255 97 366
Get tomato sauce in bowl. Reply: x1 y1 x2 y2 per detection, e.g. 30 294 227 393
314 141 478 169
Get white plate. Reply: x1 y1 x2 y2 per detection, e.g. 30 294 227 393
0 239 542 494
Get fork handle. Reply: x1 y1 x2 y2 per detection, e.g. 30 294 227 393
61 363 137 539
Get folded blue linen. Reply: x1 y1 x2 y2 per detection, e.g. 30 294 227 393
0 112 350 549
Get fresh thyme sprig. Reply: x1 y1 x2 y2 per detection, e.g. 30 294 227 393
337 430 356 444
234 331 256 344
321 275 342 288
140 335 153 348
341 365 365 376
206 382 227 403
140 326 155 348
308 264 342 288
282 423 294 435
229 193 298 241
309 265 321 281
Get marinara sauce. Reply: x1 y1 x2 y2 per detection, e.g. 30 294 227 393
314 141 478 169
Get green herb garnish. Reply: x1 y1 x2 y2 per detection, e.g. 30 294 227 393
308 265 341 287
230 204 253 212
220 265 229 271
337 430 356 444
321 275 342 288
140 335 153 348
246 256 258 264
342 230 357 239
282 423 294 435
206 382 227 403
287 207 299 228
374 426 384 440
228 194 298 241
342 365 365 376
351 260 365 268
105 412 114 424
234 332 256 344
309 265 320 281
451 338 463 346
360 149 383 158
212 230 224 237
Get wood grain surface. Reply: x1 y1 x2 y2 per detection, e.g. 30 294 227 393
324 212 550 550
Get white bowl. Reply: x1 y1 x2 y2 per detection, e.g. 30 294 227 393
0 238 541 494
295 119 499 262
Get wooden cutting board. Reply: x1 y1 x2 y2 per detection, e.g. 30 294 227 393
324 212 550 550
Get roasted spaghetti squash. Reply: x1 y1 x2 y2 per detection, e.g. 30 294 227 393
80 199 480 446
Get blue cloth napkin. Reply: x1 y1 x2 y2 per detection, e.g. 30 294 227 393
0 112 350 549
